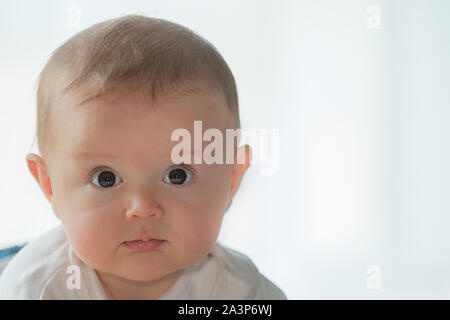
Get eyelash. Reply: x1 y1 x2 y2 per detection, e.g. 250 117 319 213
87 164 197 189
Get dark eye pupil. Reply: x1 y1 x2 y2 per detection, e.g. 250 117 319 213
169 168 187 185
98 171 115 187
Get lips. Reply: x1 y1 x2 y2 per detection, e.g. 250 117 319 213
123 238 166 252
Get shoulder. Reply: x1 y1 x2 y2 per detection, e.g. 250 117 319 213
0 224 72 299
210 242 287 300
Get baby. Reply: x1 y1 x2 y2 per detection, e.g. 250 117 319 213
0 14 286 300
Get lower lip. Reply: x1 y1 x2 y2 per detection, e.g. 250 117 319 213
123 239 166 252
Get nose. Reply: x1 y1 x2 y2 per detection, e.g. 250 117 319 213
125 192 164 220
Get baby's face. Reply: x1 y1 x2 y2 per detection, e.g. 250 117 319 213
41 85 241 283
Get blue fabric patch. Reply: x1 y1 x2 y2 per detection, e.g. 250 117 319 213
0 244 27 260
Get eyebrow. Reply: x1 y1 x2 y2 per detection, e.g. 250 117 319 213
75 151 119 158
75 148 202 159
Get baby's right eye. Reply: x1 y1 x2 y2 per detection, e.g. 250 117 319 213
91 168 122 189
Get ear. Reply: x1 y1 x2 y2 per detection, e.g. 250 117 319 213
225 144 252 212
26 153 57 216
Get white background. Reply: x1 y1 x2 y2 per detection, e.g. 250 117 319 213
1 0 450 299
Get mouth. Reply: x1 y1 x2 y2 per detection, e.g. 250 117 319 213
122 238 167 252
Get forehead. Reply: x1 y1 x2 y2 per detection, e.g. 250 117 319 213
53 86 231 159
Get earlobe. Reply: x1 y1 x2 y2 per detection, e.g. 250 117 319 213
26 153 53 203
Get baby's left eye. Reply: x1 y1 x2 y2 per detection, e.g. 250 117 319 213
163 166 194 185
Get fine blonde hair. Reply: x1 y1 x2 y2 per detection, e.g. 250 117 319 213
32 14 241 161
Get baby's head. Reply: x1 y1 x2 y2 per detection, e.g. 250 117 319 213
26 15 251 291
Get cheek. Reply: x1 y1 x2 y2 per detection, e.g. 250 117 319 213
169 172 231 255
172 211 223 265
54 193 123 266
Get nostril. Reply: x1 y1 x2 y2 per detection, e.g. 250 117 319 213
125 209 163 219
125 210 141 219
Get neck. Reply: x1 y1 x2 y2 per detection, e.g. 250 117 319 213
96 269 184 300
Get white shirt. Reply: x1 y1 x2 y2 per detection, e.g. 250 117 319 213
0 224 287 300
